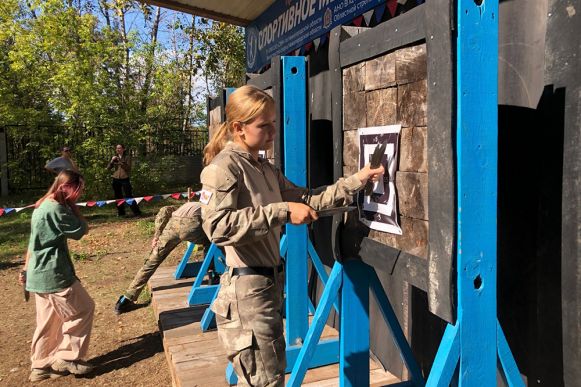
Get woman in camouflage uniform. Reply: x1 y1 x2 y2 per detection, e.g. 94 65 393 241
114 202 211 314
200 85 383 386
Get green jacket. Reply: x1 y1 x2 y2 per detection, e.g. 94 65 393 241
26 200 88 293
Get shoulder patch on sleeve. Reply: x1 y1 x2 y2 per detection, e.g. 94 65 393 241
201 164 238 192
199 190 213 205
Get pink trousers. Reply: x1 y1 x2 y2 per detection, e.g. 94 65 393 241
30 280 95 369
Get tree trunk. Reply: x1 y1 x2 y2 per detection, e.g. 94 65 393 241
183 16 196 131
140 6 161 115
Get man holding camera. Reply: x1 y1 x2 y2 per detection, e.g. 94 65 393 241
107 144 142 217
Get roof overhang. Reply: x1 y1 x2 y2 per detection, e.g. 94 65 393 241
139 0 274 26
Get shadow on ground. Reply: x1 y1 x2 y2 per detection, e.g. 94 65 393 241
87 332 164 377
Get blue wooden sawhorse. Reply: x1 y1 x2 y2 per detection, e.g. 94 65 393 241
174 242 226 331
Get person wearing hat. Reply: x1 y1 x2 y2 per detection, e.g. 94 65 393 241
45 147 79 175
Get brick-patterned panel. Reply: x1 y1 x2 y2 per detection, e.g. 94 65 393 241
398 80 427 127
395 171 428 220
343 62 365 94
399 126 427 173
366 88 398 127
395 44 427 85
343 91 367 131
365 53 396 91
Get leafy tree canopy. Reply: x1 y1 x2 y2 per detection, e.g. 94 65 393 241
0 0 246 196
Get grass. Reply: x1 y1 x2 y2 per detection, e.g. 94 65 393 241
0 190 189 266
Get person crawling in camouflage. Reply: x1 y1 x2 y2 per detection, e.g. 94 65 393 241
114 201 211 314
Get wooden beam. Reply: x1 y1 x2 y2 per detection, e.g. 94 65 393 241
139 0 252 26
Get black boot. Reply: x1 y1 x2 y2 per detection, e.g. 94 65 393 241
114 295 134 315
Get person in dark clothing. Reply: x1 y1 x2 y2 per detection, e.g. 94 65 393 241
107 144 141 217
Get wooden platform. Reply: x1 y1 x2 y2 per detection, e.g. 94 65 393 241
148 267 400 387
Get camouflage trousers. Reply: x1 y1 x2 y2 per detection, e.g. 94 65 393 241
212 269 286 387
124 216 209 302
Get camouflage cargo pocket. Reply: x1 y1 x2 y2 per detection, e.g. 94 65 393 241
226 329 259 385
211 297 230 319
259 334 286 383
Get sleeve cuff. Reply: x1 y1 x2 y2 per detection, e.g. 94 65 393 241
272 202 290 225
345 174 365 193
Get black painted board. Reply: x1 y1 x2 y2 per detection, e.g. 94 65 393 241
424 0 456 324
247 68 273 89
360 237 428 292
544 0 581 384
329 26 344 262
207 93 223 111
270 56 283 168
369 267 408 380
340 5 426 68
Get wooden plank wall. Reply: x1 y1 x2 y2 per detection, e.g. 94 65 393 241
342 43 429 259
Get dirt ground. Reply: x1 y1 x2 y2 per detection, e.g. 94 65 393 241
0 215 194 386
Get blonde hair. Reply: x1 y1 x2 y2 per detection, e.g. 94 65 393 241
203 85 274 165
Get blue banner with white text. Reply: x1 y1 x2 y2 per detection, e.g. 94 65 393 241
246 0 386 72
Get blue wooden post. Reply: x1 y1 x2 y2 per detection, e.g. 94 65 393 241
340 260 370 387
456 0 498 382
282 56 309 345
427 0 522 385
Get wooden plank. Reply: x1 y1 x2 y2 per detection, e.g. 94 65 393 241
149 264 399 386
397 80 428 127
424 0 456 324
270 56 283 169
366 87 397 127
247 67 273 89
365 52 396 91
543 0 581 384
343 91 367 131
141 0 251 26
399 126 428 173
395 44 427 85
342 62 365 94
340 5 426 68
395 171 428 221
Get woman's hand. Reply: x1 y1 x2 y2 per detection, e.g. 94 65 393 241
151 237 159 249
355 163 385 185
18 270 26 286
287 202 318 225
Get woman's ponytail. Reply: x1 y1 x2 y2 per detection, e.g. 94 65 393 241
203 122 231 166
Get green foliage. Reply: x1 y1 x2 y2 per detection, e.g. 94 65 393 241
191 19 246 92
0 1 246 196
135 218 155 238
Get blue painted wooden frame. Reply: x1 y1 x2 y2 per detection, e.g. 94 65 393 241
283 56 310 345
282 56 342 371
186 244 225 306
287 260 424 387
426 0 523 385
174 242 200 279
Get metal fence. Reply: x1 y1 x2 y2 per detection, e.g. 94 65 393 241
1 122 208 192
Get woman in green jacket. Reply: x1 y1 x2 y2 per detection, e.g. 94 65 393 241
19 170 94 381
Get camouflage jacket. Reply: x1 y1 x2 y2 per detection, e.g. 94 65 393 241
200 142 363 268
